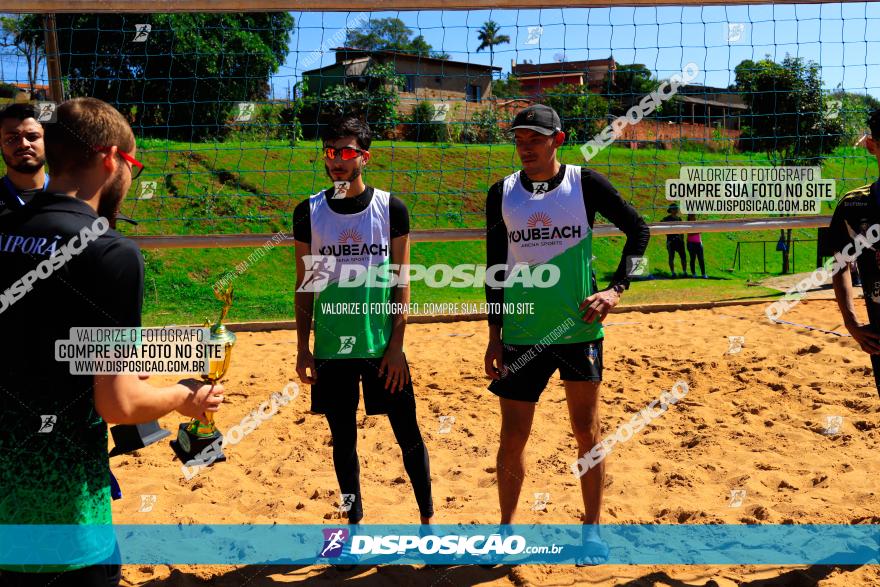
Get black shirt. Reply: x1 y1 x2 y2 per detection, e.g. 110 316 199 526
0 175 45 216
0 192 144 529
662 214 685 243
293 186 410 243
829 181 880 324
485 165 650 325
0 191 144 372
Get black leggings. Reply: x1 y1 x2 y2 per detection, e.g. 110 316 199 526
687 241 705 275
325 403 433 523
667 239 686 273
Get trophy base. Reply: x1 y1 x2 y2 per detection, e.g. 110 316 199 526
170 422 226 467
109 420 171 457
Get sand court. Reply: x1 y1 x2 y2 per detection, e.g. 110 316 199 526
112 299 880 585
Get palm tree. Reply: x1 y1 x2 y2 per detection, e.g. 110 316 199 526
476 20 510 68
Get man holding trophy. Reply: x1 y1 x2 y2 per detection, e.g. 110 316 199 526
0 98 223 586
294 116 434 526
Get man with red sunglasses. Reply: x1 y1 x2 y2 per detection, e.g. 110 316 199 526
293 116 434 531
0 98 222 586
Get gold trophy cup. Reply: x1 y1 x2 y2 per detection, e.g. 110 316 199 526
170 284 236 466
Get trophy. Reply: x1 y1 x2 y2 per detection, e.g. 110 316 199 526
170 284 236 466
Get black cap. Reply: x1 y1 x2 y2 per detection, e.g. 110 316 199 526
869 108 880 140
510 104 561 136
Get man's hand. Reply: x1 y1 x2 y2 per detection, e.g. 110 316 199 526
845 322 880 354
379 346 410 393
296 348 317 385
176 379 224 419
579 288 621 323
484 338 505 380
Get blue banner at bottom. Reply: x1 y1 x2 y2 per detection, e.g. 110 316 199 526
1 524 879 566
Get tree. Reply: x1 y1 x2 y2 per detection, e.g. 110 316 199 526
541 84 608 143
345 17 447 59
735 56 843 165
303 61 404 138
0 14 43 97
14 13 294 141
475 21 510 68
826 88 880 144
601 63 656 115
735 55 844 273
491 75 521 99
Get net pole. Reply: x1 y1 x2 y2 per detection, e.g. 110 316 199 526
42 14 64 102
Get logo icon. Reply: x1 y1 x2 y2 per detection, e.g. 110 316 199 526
726 335 745 355
871 281 880 304
320 528 349 558
728 488 746 508
531 492 550 511
524 26 543 45
431 103 450 122
726 22 746 43
338 493 356 513
234 102 255 122
36 102 56 123
527 211 552 228
38 415 56 433
138 494 157 512
338 228 364 244
585 343 599 366
297 255 336 293
530 182 550 200
332 181 350 199
337 336 356 355
438 415 456 434
823 415 844 435
627 256 649 277
132 24 151 42
139 180 157 200
825 99 842 120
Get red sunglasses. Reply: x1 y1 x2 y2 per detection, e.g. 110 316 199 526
324 146 367 161
94 146 144 180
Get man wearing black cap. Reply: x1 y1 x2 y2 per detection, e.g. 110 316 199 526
831 108 880 396
0 104 48 215
484 103 649 564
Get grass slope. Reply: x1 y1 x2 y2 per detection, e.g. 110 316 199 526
2 140 876 324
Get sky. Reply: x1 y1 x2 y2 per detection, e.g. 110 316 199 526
2 3 879 100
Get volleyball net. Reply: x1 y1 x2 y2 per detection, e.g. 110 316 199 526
0 3 878 237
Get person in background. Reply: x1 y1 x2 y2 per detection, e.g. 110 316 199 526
0 104 47 214
686 213 707 278
662 204 686 277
